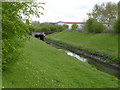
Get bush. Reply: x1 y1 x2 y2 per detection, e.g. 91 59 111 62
33 24 65 32
39 25 50 32
113 20 119 33
71 23 78 30
56 25 65 32
92 22 104 33
85 18 95 32
85 18 104 33
49 25 57 32
50 25 64 32
63 24 69 30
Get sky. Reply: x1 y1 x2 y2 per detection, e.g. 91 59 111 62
32 0 119 23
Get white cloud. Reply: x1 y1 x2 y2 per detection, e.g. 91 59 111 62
32 0 119 23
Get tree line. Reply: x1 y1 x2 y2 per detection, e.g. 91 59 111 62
29 22 69 32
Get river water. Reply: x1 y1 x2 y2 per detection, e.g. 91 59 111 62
47 42 119 79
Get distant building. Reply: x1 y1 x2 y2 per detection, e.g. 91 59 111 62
56 21 110 30
40 21 110 30
40 22 56 25
56 21 86 29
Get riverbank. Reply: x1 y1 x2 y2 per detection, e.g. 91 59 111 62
46 40 119 78
2 36 119 88
45 32 119 64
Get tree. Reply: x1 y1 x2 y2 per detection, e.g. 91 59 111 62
2 2 44 69
56 25 65 32
87 2 118 24
113 20 120 33
92 21 105 33
85 18 95 32
85 18 104 33
63 24 69 30
71 23 78 30
118 1 120 33
39 24 50 32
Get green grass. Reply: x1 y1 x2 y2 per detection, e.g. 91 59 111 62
0 63 1 89
0 58 1 89
2 36 119 88
46 32 118 62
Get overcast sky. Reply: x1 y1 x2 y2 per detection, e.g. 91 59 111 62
32 0 119 23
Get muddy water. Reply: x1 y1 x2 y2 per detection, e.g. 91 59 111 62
48 42 119 79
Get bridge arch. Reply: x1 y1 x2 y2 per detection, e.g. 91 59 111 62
31 32 46 41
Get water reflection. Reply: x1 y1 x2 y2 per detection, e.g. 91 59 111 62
65 50 87 62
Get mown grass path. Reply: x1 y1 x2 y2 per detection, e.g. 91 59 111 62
2 36 119 88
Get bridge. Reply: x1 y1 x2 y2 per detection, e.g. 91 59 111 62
29 31 55 41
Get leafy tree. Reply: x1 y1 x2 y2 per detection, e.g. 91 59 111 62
50 25 65 32
85 18 95 32
92 21 105 33
113 20 120 33
39 25 50 32
56 25 65 32
71 23 78 30
87 2 118 24
85 18 104 33
63 24 69 30
32 24 66 32
112 1 120 33
118 1 120 33
49 25 58 32
2 2 44 69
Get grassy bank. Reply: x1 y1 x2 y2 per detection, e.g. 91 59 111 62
2 36 119 88
0 60 1 89
46 32 118 62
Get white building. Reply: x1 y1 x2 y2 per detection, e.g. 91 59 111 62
57 21 86 29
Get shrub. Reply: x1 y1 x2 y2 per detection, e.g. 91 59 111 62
85 18 95 32
49 25 57 32
113 20 119 33
63 24 69 30
85 18 104 33
92 22 104 33
71 23 78 30
39 25 50 32
33 24 65 32
56 25 65 32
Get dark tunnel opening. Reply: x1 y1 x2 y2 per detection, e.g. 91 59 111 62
35 34 45 41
